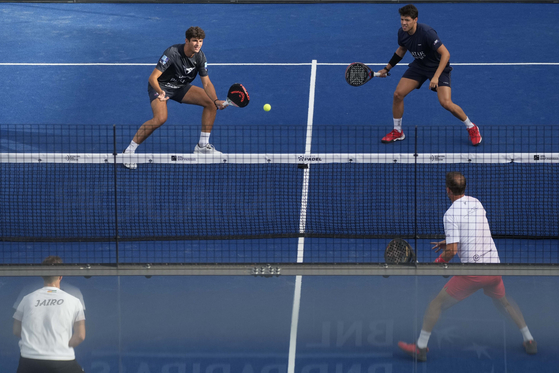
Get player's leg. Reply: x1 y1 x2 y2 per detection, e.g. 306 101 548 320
399 276 475 361
437 85 481 146
421 287 461 333
393 78 419 119
485 277 537 354
382 78 418 143
132 98 169 145
180 85 221 153
123 96 168 169
436 86 467 120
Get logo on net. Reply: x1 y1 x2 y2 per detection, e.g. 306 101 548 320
430 155 445 162
171 155 196 162
534 155 559 161
66 155 80 162
298 155 323 162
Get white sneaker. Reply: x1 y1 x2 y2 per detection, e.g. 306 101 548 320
194 144 222 155
123 149 137 170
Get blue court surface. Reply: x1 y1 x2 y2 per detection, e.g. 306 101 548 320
1 2 559 373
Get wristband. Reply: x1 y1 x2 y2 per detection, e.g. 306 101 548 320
388 53 403 69
434 255 448 264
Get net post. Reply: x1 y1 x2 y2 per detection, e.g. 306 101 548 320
112 124 120 267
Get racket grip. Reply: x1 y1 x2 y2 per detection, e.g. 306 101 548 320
373 72 391 77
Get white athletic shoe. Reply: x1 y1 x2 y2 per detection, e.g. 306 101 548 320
194 144 222 155
123 149 137 170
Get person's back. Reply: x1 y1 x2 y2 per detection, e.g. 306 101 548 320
15 287 84 361
444 195 500 264
13 256 86 373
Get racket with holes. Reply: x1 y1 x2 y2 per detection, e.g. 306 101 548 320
223 83 250 108
384 238 415 264
345 62 390 87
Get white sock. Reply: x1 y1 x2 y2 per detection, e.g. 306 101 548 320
520 326 533 342
462 117 474 129
393 118 403 132
199 132 210 147
125 140 139 154
417 330 431 349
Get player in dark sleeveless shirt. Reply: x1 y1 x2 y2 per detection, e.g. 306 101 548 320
123 26 226 169
377 4 482 146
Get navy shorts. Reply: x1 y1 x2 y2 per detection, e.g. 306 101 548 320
402 64 453 91
148 83 192 103
17 357 84 373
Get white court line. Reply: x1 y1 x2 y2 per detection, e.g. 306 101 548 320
1 62 558 66
288 275 303 373
288 59 317 373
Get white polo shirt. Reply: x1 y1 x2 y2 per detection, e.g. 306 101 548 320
443 195 500 264
13 287 85 360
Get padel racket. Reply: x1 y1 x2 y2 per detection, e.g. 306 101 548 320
223 83 250 108
345 62 390 87
384 238 415 264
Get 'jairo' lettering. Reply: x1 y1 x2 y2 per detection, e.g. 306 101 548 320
35 299 64 307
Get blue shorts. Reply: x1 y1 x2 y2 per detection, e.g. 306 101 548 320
402 64 453 91
148 82 192 103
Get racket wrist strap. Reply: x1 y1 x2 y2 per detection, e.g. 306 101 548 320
387 53 403 70
434 255 448 264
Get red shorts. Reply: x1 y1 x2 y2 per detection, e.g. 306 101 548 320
444 275 505 301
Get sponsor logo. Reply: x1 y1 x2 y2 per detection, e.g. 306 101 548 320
184 67 195 75
434 39 440 46
534 154 559 161
171 155 196 162
410 51 426 60
430 155 445 162
298 156 323 162
159 55 169 65
66 155 80 162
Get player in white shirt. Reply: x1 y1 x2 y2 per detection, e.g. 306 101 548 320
13 256 86 373
398 172 537 361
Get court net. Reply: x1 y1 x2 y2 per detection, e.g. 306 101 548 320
2 150 558 242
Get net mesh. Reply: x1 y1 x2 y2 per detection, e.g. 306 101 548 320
1 124 558 264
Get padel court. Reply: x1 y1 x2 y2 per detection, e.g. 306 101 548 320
1 2 558 373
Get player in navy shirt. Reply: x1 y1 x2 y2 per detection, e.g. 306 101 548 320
123 27 226 169
377 5 482 146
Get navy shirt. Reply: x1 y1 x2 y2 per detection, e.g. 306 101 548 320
155 44 208 88
398 23 448 71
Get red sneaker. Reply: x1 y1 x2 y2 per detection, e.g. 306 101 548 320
381 129 405 143
523 340 537 355
398 341 428 362
467 124 482 146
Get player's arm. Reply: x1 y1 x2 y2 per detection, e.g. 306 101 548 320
148 68 168 101
200 75 225 110
379 46 407 77
431 240 458 263
68 320 86 348
430 44 450 90
13 319 22 338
